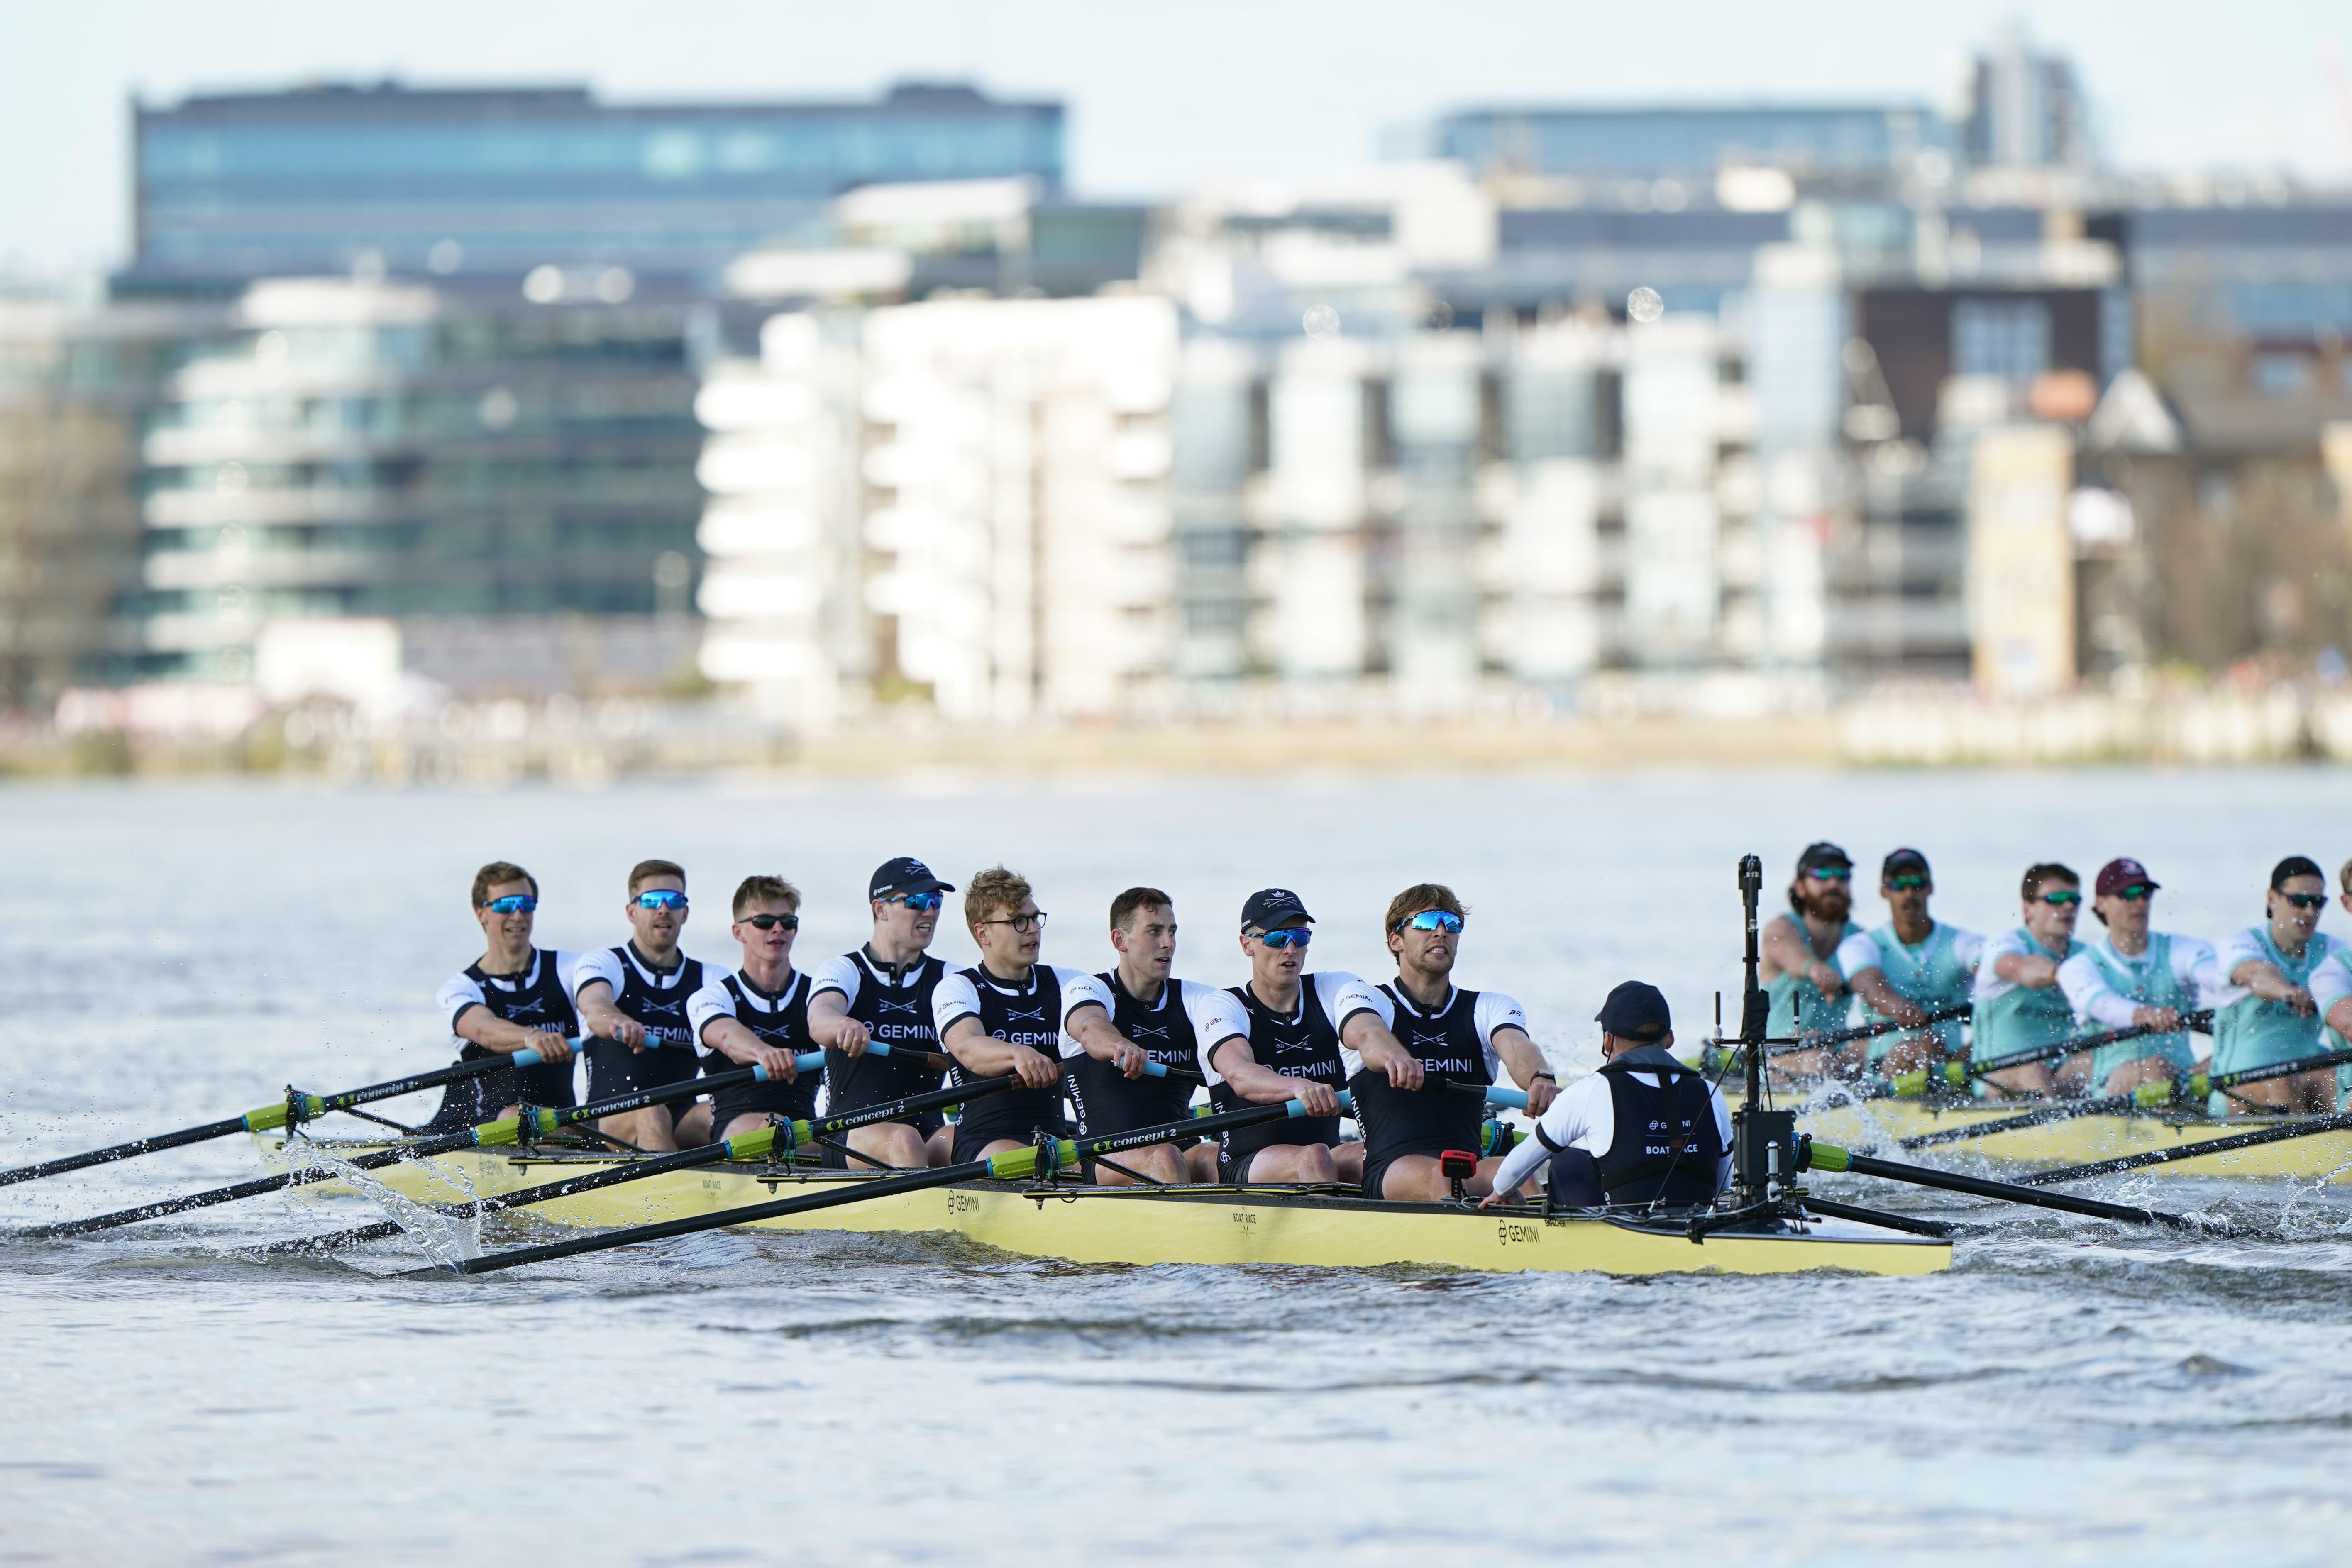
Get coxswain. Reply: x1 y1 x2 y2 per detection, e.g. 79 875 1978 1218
2307 857 2352 1111
684 876 813 1143
1760 842 1862 1076
1074 888 1247 1185
573 859 709 1151
1834 849 1983 1074
931 866 1138 1165
1968 862 2086 1099
805 857 959 1170
1480 982 1729 1211
1202 889 1395 1188
1356 883 1558 1201
2054 857 2217 1097
429 861 579 1130
2208 855 2347 1114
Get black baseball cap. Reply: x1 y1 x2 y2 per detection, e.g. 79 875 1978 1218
1882 848 1932 882
1796 842 1853 876
869 857 955 900
1595 981 1672 1043
1240 888 1313 930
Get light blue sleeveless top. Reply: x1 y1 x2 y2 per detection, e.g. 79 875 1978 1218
1858 922 1974 1062
2211 928 2337 1075
1765 917 1862 1038
1970 930 2084 1067
2083 933 2197 1085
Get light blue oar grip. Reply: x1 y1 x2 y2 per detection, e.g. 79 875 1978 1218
1282 1089 1352 1116
508 1037 585 1069
1141 1061 1168 1078
746 1050 825 1082
1485 1086 1530 1111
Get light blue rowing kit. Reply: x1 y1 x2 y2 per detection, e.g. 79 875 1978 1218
2079 934 2199 1084
2212 927 2346 1112
1765 916 1862 1037
1846 922 1978 1063
1970 930 2085 1067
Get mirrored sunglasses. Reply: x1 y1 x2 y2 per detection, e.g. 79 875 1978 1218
634 890 689 910
1883 874 1929 892
1806 865 1853 882
2113 883 2154 901
2036 889 2083 907
481 894 538 913
887 892 945 913
1255 927 1312 949
1396 910 1464 934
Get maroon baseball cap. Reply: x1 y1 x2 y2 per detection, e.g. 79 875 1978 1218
2094 857 2159 896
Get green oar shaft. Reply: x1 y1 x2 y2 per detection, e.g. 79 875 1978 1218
24 1054 808 1238
1803 1138 2230 1235
425 1091 1346 1278
2016 1111 2352 1186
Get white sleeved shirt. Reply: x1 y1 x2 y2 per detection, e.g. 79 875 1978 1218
1195 971 1385 1087
2208 927 2347 1011
1489 1060 1734 1198
1348 984 1528 1081
685 968 747 1041
1832 926 1987 981
930 964 1110 1054
2311 950 2352 1023
434 949 583 1047
2056 934 2219 1031
1969 927 2074 1007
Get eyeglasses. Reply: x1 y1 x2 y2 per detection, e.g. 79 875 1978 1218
884 892 945 913
982 911 1048 933
634 890 689 911
1252 927 1312 949
1395 910 1464 934
740 913 799 931
1884 875 1929 892
481 894 537 914
2280 891 2328 910
1805 866 1853 882
2112 884 2154 901
2034 890 2083 908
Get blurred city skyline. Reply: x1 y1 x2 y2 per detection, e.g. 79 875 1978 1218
6 0 2352 276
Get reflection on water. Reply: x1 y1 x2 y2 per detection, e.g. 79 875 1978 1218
3 771 2352 1561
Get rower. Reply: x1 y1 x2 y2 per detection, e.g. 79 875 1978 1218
1202 888 1391 1188
1480 982 1729 1211
2209 855 2347 1114
2310 857 2352 1111
1356 883 1558 1202
806 857 958 1170
932 866 1137 1165
684 876 813 1143
1833 849 1983 1074
1759 842 1862 1075
1074 888 1246 1185
2054 857 2217 1097
430 861 579 1130
573 859 709 1152
1968 862 2086 1099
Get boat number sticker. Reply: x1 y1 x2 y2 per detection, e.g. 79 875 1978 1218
1498 1220 1542 1246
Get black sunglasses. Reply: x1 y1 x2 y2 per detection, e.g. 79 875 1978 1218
740 913 799 931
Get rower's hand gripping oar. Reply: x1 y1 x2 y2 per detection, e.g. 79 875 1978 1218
412 1089 1358 1278
21 1050 824 1238
0 1042 592 1189
1896 1042 2352 1149
1886 1010 2218 1098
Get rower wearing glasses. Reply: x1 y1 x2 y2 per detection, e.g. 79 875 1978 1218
2208 855 2346 1114
1968 862 2086 1098
1355 884 1557 1202
1202 888 1395 1188
1074 888 1248 1186
573 859 708 1151
684 875 814 1143
1832 849 1983 1074
806 857 959 1170
2308 858 2352 1111
933 866 1137 1165
2054 858 2217 1098
430 861 580 1129
1759 842 1862 1075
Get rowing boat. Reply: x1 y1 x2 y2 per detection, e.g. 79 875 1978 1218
246 1132 1950 1277
1798 1098 2352 1181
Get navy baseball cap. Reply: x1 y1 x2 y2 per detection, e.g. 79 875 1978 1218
1882 848 1932 881
869 857 955 900
1240 888 1313 930
1796 842 1853 876
1595 981 1673 1043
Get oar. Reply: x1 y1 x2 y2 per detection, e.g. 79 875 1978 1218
0 1043 586 1188
261 1073 1018 1255
1898 1044 2352 1149
1431 1080 1536 1111
1765 1004 1972 1060
2014 1111 2352 1186
21 1051 823 1238
1888 1011 2218 1097
413 1090 1358 1277
1801 1137 2244 1236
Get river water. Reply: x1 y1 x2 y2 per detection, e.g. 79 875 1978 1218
4 768 2350 1564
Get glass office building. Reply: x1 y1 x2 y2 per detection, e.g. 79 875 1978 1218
1434 105 1949 184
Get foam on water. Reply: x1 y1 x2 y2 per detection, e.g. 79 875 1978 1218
281 1133 484 1266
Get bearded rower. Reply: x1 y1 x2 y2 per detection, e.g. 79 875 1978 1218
429 860 579 1130
2209 855 2345 1114
574 859 708 1151
806 858 957 1170
1760 842 1861 1075
1968 862 2085 1099
684 875 813 1143
1832 849 1983 1074
1073 887 1244 1186
933 865 1142 1167
1356 883 1557 1202
2308 858 2352 1111
1202 888 1399 1188
2054 857 2216 1097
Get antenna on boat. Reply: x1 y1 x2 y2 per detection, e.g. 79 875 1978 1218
1728 853 1798 1216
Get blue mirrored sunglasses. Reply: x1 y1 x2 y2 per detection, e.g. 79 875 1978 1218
634 890 689 910
481 894 537 914
1254 927 1312 949
886 891 945 913
1397 910 1464 934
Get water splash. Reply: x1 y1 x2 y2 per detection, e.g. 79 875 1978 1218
283 1135 484 1267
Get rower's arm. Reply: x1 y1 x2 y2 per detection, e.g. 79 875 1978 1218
2325 996 2352 1040
1992 951 2058 989
1063 1002 1148 1078
940 1014 1058 1087
804 988 869 1053
696 1016 798 1079
574 979 645 1048
1341 1009 1421 1089
2230 958 2315 1014
1760 914 1840 992
1843 965 1925 1026
453 1005 573 1061
1210 1037 1338 1115
1490 1026 1557 1115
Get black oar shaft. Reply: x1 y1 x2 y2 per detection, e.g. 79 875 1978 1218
2017 1112 2352 1186
0 1115 251 1187
1763 1004 1971 1059
1808 1141 2215 1232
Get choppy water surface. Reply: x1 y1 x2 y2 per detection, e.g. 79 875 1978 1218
5 769 2351 1565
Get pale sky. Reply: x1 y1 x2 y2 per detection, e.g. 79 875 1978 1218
4 0 2350 274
